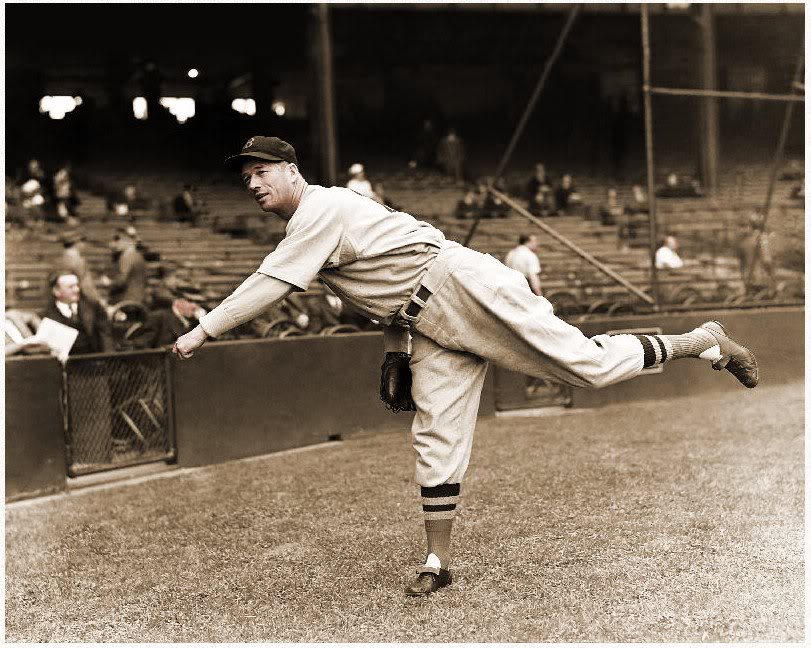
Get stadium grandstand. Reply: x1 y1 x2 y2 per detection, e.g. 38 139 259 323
4 3 804 641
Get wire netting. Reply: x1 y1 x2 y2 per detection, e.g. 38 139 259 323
64 351 174 476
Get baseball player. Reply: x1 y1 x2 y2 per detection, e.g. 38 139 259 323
173 136 758 597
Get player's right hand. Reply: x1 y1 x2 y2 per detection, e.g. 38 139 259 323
172 325 208 359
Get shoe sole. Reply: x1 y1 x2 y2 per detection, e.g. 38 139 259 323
701 320 759 388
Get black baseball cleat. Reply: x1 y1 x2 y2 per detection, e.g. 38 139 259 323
404 566 452 596
700 321 759 388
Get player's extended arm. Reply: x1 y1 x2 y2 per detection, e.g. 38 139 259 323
173 273 294 358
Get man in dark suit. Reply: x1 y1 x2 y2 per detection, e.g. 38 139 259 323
143 299 200 347
43 270 113 355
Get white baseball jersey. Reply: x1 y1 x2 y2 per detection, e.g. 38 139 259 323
256 185 445 324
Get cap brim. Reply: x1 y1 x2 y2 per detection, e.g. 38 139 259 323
224 152 287 169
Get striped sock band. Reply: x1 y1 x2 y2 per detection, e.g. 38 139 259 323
633 334 675 368
421 483 460 569
421 483 461 520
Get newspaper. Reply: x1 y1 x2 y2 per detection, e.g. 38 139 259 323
31 317 79 362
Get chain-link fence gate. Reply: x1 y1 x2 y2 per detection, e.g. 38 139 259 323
63 350 176 476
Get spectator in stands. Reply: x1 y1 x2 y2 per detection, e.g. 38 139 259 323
436 127 466 184
528 187 554 217
57 231 103 304
737 212 776 294
599 188 623 226
172 184 199 224
411 118 438 169
504 234 542 296
790 179 804 201
4 309 52 356
554 174 582 214
107 228 147 305
53 162 80 223
346 163 383 204
43 270 113 355
107 183 149 217
655 235 685 270
526 163 551 202
627 184 648 213
143 298 201 348
455 189 481 220
19 161 48 225
149 261 206 310
656 172 704 198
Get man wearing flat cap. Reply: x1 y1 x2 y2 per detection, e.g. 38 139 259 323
173 135 759 597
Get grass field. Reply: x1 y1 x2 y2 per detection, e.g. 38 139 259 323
5 381 804 642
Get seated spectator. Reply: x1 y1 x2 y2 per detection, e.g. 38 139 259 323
143 298 202 348
455 189 481 220
554 174 583 214
779 159 804 181
528 186 554 217
599 188 623 226
53 162 80 223
19 161 47 224
57 231 103 304
105 228 147 305
436 127 466 184
107 183 149 217
5 309 52 356
790 180 804 201
172 184 206 225
470 180 509 219
656 172 704 198
149 261 206 310
627 184 649 213
346 163 383 204
655 235 685 270
526 163 552 202
42 270 113 355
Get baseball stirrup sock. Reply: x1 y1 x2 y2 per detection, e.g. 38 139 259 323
421 483 460 569
632 328 719 368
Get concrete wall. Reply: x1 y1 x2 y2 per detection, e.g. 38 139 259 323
172 332 495 468
5 356 67 501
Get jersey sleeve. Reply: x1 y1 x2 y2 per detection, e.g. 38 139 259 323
256 201 343 290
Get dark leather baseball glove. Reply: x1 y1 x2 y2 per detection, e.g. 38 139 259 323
380 352 417 413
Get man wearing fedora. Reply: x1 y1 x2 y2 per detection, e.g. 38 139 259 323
173 135 759 597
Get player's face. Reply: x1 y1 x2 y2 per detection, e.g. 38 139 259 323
241 161 297 217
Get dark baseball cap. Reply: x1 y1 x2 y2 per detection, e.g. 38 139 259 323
225 136 298 168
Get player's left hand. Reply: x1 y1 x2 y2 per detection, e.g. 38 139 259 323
173 325 208 359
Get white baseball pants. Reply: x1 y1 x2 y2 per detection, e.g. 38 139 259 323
399 241 645 486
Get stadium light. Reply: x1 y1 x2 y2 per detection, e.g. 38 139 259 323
159 97 196 123
271 101 286 116
188 68 199 79
231 98 256 116
39 96 81 120
133 97 148 120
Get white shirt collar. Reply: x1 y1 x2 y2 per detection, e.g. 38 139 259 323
55 301 77 319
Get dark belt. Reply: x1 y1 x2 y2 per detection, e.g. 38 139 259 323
404 285 433 317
